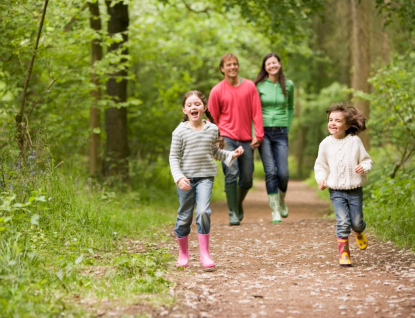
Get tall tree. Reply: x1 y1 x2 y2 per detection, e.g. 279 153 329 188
16 0 49 157
88 1 103 177
104 0 130 178
350 0 370 148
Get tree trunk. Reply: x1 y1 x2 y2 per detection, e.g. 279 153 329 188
104 0 130 179
350 0 370 149
88 1 103 178
294 87 305 179
17 0 49 157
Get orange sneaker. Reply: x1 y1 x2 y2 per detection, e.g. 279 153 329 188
355 232 368 250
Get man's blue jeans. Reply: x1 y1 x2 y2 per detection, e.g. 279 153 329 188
258 127 289 194
329 187 366 238
174 177 214 238
221 137 254 189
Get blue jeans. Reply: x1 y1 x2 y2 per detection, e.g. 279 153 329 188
174 177 214 238
221 137 254 189
329 187 366 238
258 127 289 194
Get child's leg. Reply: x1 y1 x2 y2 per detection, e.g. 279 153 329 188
329 189 352 266
174 184 196 238
348 187 366 233
194 177 215 268
329 189 352 239
348 187 368 249
194 177 214 234
174 183 195 267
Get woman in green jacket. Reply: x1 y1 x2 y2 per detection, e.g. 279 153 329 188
254 53 294 223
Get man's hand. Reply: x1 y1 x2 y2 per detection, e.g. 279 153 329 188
250 136 261 150
177 177 191 191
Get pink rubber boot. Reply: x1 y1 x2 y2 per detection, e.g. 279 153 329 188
197 233 215 268
176 236 189 268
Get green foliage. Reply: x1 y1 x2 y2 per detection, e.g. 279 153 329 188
290 82 349 179
0 145 176 316
355 53 415 179
364 164 415 249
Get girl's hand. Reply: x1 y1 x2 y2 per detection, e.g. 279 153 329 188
318 179 327 190
355 164 365 174
232 146 244 159
177 177 191 191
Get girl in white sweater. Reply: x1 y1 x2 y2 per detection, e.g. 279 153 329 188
314 102 372 267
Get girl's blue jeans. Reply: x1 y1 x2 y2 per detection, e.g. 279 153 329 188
221 137 254 189
258 127 289 194
174 177 214 238
329 187 366 238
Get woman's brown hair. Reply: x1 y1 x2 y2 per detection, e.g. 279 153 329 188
254 53 287 96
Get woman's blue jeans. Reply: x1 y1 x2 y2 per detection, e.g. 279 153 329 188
221 137 254 189
329 187 366 238
258 127 289 194
174 177 214 238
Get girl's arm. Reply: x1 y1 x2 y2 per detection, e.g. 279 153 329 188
169 133 186 184
212 145 235 167
355 137 372 174
314 141 330 188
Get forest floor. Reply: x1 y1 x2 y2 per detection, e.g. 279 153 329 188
104 181 415 318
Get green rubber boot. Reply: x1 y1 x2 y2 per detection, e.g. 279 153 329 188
278 190 289 218
237 187 249 222
268 194 281 223
225 183 240 226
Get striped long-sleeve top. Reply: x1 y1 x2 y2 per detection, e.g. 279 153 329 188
169 120 235 183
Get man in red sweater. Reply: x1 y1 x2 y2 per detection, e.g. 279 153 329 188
208 53 264 225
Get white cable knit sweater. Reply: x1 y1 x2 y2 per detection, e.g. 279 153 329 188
314 135 372 190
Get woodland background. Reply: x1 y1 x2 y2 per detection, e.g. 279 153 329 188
0 0 414 316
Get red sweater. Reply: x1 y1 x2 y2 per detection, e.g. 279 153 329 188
208 79 264 142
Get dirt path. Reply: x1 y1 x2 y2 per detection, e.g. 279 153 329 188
163 181 415 318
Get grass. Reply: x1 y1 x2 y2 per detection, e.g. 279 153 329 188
0 159 178 317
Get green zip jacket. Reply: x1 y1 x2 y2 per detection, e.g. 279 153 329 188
256 78 294 129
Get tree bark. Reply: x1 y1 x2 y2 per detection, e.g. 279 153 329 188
294 87 305 179
88 1 103 178
350 0 370 149
104 0 130 179
17 0 49 156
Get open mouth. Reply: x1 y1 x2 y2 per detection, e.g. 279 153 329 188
190 110 198 118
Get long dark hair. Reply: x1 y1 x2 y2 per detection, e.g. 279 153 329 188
181 90 226 149
254 53 287 97
326 102 367 135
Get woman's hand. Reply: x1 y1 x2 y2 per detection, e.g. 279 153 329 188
177 177 191 191
355 164 365 174
318 179 327 191
232 146 244 159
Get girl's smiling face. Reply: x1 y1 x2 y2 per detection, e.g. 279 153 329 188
182 94 207 125
328 111 350 139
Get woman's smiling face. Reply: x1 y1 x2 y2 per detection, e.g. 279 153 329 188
264 56 281 76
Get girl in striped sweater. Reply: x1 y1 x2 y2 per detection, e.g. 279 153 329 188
169 90 244 268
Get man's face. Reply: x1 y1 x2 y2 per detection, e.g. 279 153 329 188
221 57 239 79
